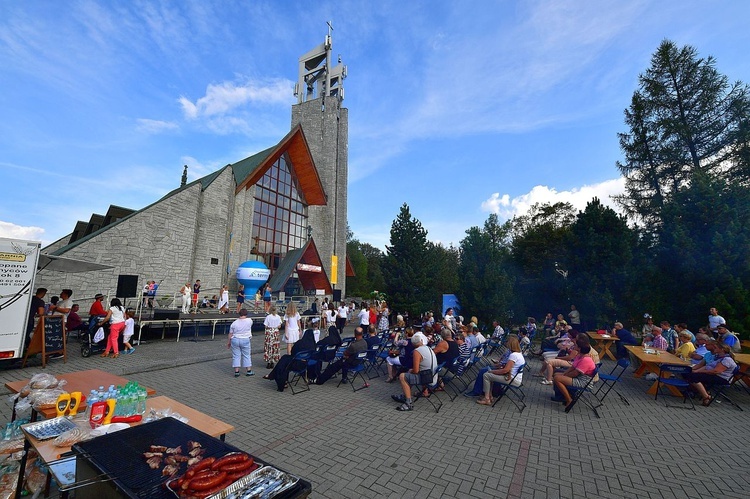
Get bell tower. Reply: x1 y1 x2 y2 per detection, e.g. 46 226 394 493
291 23 348 297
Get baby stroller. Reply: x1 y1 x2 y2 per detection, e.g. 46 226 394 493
81 317 125 357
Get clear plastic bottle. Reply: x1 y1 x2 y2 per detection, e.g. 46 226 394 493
138 389 147 415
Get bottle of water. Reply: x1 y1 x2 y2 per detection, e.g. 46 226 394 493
138 389 147 415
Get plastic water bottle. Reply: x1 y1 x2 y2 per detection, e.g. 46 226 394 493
138 389 147 415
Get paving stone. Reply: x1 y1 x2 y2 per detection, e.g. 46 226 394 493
3 337 750 498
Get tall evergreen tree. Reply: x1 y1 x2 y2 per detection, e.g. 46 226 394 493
459 214 514 327
566 198 636 327
617 39 750 225
383 204 432 317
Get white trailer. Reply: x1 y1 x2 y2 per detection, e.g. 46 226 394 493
0 237 41 359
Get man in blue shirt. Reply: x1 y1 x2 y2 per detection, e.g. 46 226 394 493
612 322 638 359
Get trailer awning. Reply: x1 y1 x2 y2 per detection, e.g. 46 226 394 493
37 254 114 273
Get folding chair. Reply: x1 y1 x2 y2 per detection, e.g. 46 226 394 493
593 358 630 408
655 364 695 410
365 344 382 379
706 366 743 411
410 362 445 413
565 366 600 416
288 351 313 395
491 363 528 413
337 351 369 391
442 356 472 401
340 337 355 348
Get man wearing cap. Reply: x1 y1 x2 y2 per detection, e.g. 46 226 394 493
717 324 740 352
90 294 106 317
315 327 367 385
707 308 725 337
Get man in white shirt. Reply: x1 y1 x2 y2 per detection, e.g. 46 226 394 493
707 307 725 336
50 289 73 323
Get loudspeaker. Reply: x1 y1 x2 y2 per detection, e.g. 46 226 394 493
332 290 342 302
116 274 139 298
153 309 180 320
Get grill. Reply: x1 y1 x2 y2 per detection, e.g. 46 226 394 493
72 418 241 498
72 418 309 498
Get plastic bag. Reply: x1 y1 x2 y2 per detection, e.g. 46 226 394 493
28 388 66 410
0 437 24 455
53 427 92 447
94 327 105 343
28 373 59 390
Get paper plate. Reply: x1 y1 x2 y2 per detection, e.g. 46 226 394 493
90 423 130 437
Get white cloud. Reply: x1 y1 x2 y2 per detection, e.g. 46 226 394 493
482 178 626 220
135 118 179 134
0 221 45 241
179 78 294 120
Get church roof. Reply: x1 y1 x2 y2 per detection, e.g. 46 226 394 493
267 239 333 294
234 125 327 205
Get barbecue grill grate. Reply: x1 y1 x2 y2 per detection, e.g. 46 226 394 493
72 418 244 498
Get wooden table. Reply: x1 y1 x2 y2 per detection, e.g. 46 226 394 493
732 353 750 386
624 345 691 396
741 340 750 351
17 396 235 499
588 333 620 361
5 369 156 420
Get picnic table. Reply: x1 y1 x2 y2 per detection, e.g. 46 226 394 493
588 332 620 361
625 345 690 397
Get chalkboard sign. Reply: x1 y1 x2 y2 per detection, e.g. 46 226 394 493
44 316 65 353
22 315 67 368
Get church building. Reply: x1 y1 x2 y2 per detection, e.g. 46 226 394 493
37 34 351 304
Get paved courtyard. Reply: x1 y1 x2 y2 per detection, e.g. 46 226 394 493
2 326 749 498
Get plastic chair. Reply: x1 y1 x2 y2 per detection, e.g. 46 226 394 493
655 364 695 410
288 351 313 395
337 351 369 391
491 363 528 413
593 358 630 408
706 365 743 411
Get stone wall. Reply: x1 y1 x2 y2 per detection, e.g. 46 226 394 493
37 182 204 306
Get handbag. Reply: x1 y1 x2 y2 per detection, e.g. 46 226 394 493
418 348 435 385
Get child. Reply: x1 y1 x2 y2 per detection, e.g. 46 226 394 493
122 309 136 354
519 328 531 352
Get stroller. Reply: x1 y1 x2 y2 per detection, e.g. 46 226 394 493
81 317 125 357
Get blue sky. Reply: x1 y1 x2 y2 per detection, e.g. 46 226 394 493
2 1 749 250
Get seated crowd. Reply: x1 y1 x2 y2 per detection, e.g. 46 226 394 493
257 301 745 415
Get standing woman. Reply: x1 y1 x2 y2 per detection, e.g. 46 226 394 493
368 303 378 331
284 302 301 355
336 302 348 336
263 306 282 369
236 284 245 313
263 284 272 313
378 301 390 334
227 308 254 377
180 282 191 314
325 303 336 331
100 298 126 358
217 285 229 314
